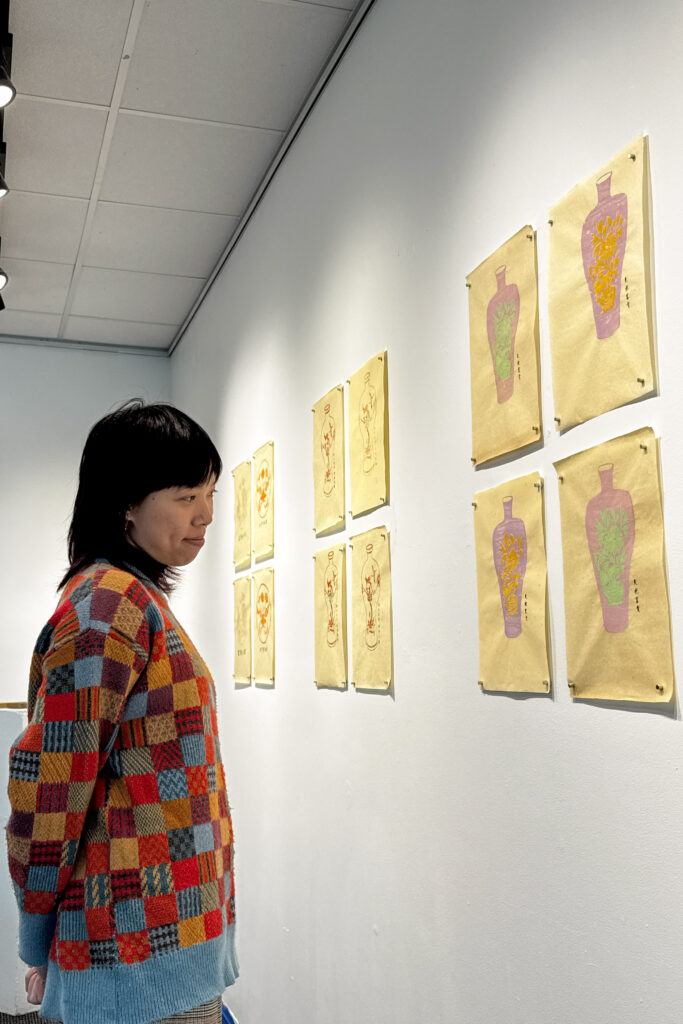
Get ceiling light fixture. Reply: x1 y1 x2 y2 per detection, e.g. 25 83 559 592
0 57 14 107
0 267 7 289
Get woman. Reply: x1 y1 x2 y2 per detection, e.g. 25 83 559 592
6 401 238 1024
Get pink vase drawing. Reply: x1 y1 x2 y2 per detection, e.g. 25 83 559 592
324 551 339 647
585 463 635 633
486 265 520 404
581 172 628 339
492 496 527 638
361 543 380 650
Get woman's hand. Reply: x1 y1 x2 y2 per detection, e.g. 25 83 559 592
25 965 47 1005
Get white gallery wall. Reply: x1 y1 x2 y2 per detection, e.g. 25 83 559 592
0 341 170 702
170 0 683 1022
0 340 170 1011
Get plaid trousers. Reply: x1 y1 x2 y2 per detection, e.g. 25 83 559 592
153 997 223 1024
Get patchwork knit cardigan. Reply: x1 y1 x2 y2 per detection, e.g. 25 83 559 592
6 561 238 1024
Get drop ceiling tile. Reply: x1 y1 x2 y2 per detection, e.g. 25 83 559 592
4 98 108 199
10 0 134 105
0 192 88 264
100 113 282 215
0 311 63 339
65 316 175 349
70 267 204 324
1 259 73 314
82 202 239 277
121 0 349 130
286 0 356 8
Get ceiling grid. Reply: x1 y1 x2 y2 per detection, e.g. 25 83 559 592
0 0 371 355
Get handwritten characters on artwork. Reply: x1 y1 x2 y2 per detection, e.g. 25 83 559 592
349 353 388 516
492 496 527 639
253 442 274 560
585 463 635 633
581 172 628 339
486 266 520 404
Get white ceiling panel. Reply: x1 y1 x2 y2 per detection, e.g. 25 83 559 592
284 0 355 8
9 0 134 106
70 267 205 324
0 192 88 264
1 259 73 314
121 0 349 130
0 310 64 339
0 0 367 350
65 316 175 349
4 97 108 199
82 203 240 277
99 113 283 215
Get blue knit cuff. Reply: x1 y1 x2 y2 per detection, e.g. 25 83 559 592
18 908 56 966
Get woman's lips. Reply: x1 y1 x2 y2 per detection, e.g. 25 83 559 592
185 537 205 547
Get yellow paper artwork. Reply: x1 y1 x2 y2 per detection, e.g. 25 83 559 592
473 472 550 693
554 427 674 702
233 576 251 685
313 386 345 535
314 545 347 689
548 135 656 430
351 526 392 690
253 568 274 686
253 441 274 561
467 226 542 464
349 352 389 517
232 460 251 570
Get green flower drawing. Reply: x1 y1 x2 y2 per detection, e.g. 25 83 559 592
493 301 517 381
595 508 629 606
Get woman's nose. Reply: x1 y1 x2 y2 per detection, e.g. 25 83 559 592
193 498 213 526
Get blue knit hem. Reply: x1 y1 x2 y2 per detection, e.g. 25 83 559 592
18 908 56 967
41 924 238 1024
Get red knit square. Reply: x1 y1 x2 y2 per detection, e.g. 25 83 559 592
186 766 208 796
25 890 54 914
127 773 160 805
43 693 77 722
204 908 222 940
172 858 199 891
85 906 112 940
118 930 151 964
85 843 109 874
144 893 177 928
58 941 91 971
70 752 98 782
138 833 170 866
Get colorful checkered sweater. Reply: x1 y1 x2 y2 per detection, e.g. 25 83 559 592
6 560 238 1024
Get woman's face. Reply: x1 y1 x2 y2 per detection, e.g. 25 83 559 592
126 477 217 566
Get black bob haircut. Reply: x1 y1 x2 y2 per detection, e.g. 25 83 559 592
59 400 222 594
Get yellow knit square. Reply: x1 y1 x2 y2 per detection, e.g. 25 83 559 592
33 812 66 841
100 569 132 594
110 838 140 870
109 779 133 809
112 600 144 641
7 779 37 812
208 792 220 820
103 634 136 667
178 915 206 948
40 752 73 783
173 680 200 711
99 687 124 724
220 819 232 844
147 655 173 689
145 712 176 744
162 797 193 830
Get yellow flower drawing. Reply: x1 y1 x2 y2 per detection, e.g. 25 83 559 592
500 533 524 616
590 214 624 313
